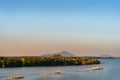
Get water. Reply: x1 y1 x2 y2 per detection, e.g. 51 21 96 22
0 59 120 80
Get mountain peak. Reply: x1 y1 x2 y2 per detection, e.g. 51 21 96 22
60 51 70 53
42 51 75 57
56 51 74 57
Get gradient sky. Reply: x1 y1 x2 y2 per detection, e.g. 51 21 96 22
0 0 120 56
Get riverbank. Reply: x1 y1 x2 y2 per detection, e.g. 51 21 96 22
0 56 100 68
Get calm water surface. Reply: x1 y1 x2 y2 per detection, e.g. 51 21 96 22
0 59 120 80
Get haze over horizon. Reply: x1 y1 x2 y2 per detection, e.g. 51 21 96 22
0 0 120 56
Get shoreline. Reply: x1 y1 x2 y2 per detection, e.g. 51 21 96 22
0 56 100 68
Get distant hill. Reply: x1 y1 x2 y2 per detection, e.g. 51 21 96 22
42 51 75 57
100 54 112 57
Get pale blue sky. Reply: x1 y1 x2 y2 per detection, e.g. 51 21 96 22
0 0 120 56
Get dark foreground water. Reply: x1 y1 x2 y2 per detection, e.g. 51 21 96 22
0 59 120 80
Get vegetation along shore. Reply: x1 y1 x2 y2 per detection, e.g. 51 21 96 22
0 54 100 68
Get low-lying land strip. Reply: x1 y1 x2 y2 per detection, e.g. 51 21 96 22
0 55 100 68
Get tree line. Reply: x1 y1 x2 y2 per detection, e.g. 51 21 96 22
0 56 100 68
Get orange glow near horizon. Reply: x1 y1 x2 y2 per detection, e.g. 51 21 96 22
0 37 120 56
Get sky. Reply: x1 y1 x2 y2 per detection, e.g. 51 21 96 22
0 0 120 56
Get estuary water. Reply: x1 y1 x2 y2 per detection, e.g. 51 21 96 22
0 59 120 80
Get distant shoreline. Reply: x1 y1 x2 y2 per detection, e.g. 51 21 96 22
0 56 100 68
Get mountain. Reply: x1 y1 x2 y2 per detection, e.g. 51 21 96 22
100 54 112 57
42 51 75 57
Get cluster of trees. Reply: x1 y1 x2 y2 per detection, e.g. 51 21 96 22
0 56 100 68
